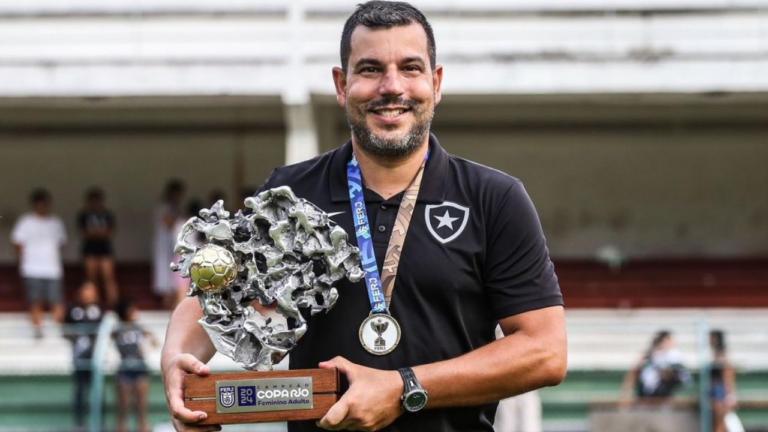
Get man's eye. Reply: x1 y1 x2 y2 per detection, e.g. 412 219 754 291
361 67 379 73
404 66 421 72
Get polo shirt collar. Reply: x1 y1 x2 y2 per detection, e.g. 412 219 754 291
329 133 448 204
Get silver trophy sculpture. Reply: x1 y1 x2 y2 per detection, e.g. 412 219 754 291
171 186 364 372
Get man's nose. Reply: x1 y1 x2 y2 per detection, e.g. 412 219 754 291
379 67 405 96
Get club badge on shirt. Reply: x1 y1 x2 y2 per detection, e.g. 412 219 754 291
425 202 470 244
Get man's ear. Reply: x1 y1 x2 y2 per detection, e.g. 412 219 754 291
432 64 444 105
332 67 347 107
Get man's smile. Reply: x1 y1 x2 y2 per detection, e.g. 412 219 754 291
367 104 414 125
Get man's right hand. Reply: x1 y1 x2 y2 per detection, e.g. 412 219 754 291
162 353 222 432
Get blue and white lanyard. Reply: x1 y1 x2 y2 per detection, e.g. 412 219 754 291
346 152 428 315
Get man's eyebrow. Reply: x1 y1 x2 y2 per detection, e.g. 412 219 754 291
402 56 426 67
353 58 383 69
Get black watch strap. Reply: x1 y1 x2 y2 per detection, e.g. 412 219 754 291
398 367 428 412
398 367 419 394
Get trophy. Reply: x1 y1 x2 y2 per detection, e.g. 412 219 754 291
371 318 389 349
171 187 364 425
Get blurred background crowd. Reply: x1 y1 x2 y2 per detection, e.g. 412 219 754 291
1 1 767 432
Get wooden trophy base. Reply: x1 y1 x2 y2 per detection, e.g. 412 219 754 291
184 368 340 425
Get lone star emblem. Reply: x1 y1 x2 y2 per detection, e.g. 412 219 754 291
434 210 459 230
425 202 470 244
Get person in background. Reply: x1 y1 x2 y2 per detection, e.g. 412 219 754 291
78 187 118 308
114 298 159 432
172 200 202 307
11 188 67 338
153 180 185 310
63 281 103 430
621 330 692 407
710 330 738 432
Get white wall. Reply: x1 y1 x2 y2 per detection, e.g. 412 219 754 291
438 127 768 258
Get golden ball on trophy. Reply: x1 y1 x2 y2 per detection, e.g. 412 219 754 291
189 245 237 292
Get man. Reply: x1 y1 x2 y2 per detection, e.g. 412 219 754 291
161 2 566 432
12 188 67 338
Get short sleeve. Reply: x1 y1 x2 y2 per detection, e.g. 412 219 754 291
11 217 28 245
484 181 563 320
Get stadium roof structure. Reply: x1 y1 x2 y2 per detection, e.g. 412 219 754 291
1 0 768 100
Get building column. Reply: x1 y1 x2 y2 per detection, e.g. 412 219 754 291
283 101 319 165
282 0 318 165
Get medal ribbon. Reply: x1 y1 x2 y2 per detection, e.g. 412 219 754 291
347 152 427 314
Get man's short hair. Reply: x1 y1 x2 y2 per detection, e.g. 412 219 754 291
340 1 436 74
30 188 50 204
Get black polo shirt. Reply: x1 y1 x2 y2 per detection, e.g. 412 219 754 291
259 134 562 432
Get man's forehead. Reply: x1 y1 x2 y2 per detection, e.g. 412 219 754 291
348 23 429 64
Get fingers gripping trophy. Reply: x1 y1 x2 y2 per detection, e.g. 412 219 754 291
171 187 364 424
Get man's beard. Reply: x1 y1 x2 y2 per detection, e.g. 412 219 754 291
346 97 434 162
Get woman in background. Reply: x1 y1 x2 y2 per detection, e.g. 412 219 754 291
621 330 691 407
153 180 185 310
79 187 118 307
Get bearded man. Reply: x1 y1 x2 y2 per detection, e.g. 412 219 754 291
161 2 567 432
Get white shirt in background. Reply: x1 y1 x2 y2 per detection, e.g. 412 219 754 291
11 213 67 279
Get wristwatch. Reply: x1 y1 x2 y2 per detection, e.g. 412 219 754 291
397 367 428 412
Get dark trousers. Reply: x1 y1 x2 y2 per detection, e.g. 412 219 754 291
74 369 92 427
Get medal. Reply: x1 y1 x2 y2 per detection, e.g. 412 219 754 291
347 151 428 355
359 313 401 355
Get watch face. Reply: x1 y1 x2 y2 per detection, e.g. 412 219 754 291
404 391 428 412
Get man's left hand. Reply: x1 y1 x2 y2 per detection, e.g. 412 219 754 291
317 356 403 431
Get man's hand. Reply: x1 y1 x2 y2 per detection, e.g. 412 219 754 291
161 353 221 432
317 357 404 431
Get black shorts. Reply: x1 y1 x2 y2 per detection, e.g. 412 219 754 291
82 240 113 257
116 368 148 384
